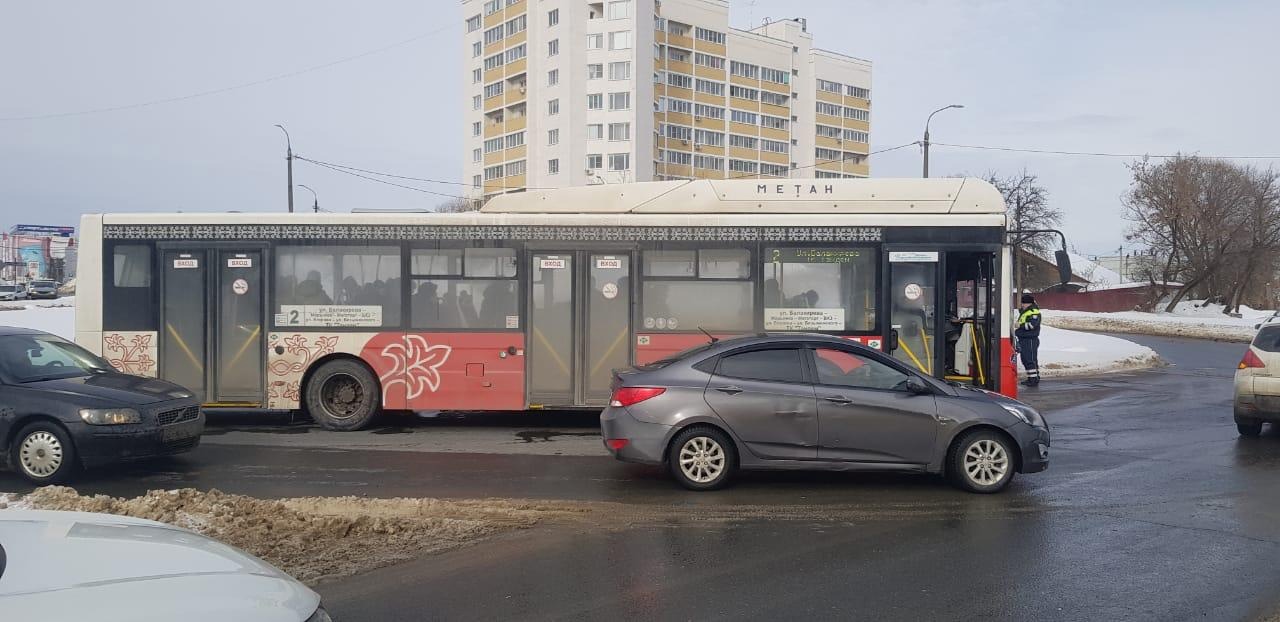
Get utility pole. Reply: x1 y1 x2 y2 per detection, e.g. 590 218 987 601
922 104 964 178
298 184 319 214
275 124 294 213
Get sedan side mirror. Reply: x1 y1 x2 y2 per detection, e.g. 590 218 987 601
906 376 933 396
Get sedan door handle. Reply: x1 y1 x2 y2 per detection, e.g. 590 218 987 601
823 395 853 405
714 385 743 395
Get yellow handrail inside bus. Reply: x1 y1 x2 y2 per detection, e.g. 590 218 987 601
532 326 571 378
165 323 203 371
971 322 986 386
225 325 262 370
898 338 928 374
590 327 629 377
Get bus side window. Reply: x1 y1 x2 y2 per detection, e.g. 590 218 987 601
104 243 155 331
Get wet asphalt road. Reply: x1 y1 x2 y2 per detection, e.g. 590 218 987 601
4 334 1279 620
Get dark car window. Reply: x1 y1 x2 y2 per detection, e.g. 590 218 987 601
641 342 720 370
715 348 805 383
1254 326 1280 353
0 334 114 383
813 347 911 392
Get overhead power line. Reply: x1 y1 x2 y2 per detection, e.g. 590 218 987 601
930 142 1280 160
726 140 921 180
0 25 450 122
300 157 469 200
296 156 560 190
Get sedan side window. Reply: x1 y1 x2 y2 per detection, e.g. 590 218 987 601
813 347 910 392
716 348 805 384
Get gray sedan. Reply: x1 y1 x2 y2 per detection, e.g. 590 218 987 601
601 334 1049 493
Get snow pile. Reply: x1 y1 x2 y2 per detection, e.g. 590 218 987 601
5 486 583 584
1036 325 1164 377
1068 253 1124 290
0 492 31 510
1044 300 1273 342
0 296 76 338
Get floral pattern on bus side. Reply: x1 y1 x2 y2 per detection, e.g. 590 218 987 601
266 333 340 409
376 334 452 402
102 332 158 377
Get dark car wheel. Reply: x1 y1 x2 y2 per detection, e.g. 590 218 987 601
1237 421 1264 437
667 426 737 491
11 421 78 485
949 429 1016 494
305 359 381 431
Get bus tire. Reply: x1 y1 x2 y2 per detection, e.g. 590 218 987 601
304 359 381 431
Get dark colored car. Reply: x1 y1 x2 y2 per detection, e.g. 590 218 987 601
0 327 204 485
26 280 58 300
601 334 1050 493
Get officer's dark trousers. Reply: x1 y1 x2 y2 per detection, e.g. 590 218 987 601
1018 337 1040 383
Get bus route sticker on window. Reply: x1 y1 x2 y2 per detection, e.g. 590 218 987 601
227 257 253 268
764 308 846 331
506 315 519 329
539 258 566 269
173 258 198 269
277 305 382 327
889 251 939 263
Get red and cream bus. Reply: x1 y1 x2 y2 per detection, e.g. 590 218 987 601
76 178 1034 430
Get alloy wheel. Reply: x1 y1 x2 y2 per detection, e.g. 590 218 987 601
963 439 1009 486
678 436 725 484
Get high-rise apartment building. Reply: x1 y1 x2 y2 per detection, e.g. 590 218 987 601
461 0 872 202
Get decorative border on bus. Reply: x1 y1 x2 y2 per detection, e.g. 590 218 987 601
102 225 882 243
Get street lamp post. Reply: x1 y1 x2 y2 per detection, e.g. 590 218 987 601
922 104 964 178
274 124 294 213
298 184 319 214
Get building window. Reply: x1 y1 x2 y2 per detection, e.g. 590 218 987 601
817 78 842 93
504 131 525 148
816 101 842 117
608 0 631 19
730 110 757 125
484 136 504 154
466 14 482 32
587 63 603 79
484 25 503 46
666 72 693 89
275 245 403 328
661 149 692 165
843 129 869 143
472 175 482 188
760 138 788 153
815 170 842 179
472 68 482 83
548 8 559 27
667 21 691 37
503 44 526 63
548 128 559 145
473 121 482 136
728 159 758 174
608 122 631 141
816 147 841 161
663 97 692 114
728 134 757 149
761 67 789 84
473 148 482 162
548 39 559 57
609 31 632 50
694 26 725 45
666 47 690 63
693 103 724 120
484 82 504 99
608 153 630 171
473 95 481 110
760 91 789 107
587 93 603 110
587 123 604 139
760 163 788 177
816 124 841 138
846 85 871 99
729 85 758 101
586 153 603 169
843 106 870 121
730 60 759 79
586 33 603 49
504 14 526 36
504 160 526 177
483 0 501 15
694 52 725 69
608 91 630 110
663 123 692 141
762 247 876 331
484 53 504 71
472 41 482 57
548 98 560 115
609 61 631 80
547 69 559 86
654 16 666 32
694 129 724 146
760 115 788 130
693 154 723 170
485 164 503 180
694 78 724 96
548 159 560 174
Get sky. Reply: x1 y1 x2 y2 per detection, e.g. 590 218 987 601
2 0 1277 255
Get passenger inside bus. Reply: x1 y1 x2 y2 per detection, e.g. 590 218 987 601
294 270 332 305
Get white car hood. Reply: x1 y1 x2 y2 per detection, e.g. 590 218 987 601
0 510 318 621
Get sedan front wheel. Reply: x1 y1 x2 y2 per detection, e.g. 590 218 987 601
12 422 78 485
949 430 1016 493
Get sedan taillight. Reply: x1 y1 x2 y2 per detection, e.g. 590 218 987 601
609 386 666 407
1240 349 1266 369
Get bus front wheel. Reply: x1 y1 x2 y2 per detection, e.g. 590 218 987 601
304 359 381 431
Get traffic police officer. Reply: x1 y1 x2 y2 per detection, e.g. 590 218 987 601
1015 294 1042 386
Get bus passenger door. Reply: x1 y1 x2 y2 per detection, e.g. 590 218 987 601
159 250 208 401
213 250 265 404
886 251 940 378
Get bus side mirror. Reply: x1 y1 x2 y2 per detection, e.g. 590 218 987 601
1054 250 1073 286
887 329 900 352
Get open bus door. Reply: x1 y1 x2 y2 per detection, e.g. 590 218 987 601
884 248 999 392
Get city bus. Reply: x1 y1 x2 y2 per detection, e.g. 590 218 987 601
75 178 1040 430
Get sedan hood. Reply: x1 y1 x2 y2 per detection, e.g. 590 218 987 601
25 373 193 405
0 510 318 621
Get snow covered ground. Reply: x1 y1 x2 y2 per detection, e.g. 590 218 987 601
0 296 75 338
1044 300 1272 343
1035 325 1163 377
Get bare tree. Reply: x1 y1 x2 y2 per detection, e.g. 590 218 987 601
986 170 1062 296
435 196 481 213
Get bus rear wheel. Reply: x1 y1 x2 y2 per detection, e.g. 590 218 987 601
305 359 381 431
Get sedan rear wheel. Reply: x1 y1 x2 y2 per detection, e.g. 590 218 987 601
1237 421 1264 437
949 430 1015 493
667 426 736 491
12 422 78 485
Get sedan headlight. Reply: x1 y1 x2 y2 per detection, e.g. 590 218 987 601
999 402 1047 429
79 408 141 425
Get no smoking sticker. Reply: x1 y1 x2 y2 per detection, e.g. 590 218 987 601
904 283 923 301
602 282 618 299
232 278 249 295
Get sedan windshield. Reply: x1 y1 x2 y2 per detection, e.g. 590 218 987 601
31 281 54 288
0 286 15 293
0 334 114 382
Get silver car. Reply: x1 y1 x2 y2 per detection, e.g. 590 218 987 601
0 284 27 301
601 334 1050 493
